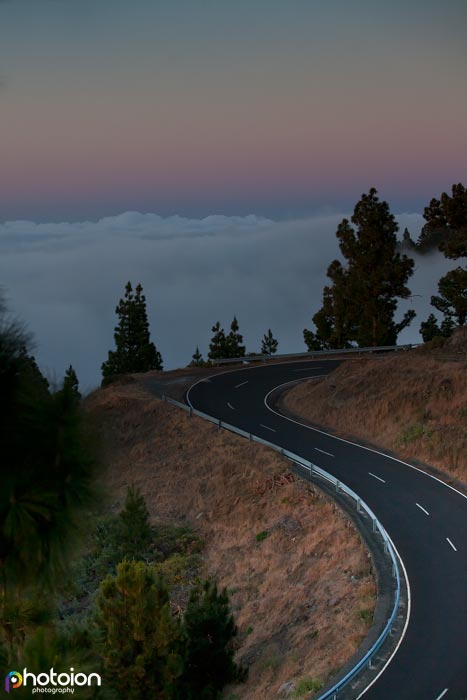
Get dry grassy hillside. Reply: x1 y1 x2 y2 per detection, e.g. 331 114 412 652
282 329 467 485
86 379 375 700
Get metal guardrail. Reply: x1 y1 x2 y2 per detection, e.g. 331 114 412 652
161 394 402 700
210 343 421 365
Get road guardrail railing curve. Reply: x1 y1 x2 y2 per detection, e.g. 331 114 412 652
211 343 422 366
161 393 404 700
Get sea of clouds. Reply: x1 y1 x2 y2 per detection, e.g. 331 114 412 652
0 211 456 392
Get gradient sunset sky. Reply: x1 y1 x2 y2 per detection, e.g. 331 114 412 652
1 0 466 221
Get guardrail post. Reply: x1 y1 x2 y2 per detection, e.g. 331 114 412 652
335 480 340 493
309 464 314 476
218 419 221 431
372 518 377 533
189 407 193 417
357 498 361 513
162 394 166 402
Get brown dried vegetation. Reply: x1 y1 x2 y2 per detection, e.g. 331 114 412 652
282 329 467 485
85 379 374 699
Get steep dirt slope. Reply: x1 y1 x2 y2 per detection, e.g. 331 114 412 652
282 330 467 485
86 380 375 699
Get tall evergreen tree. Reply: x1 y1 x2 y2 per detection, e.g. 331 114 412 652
304 188 415 349
115 485 152 562
431 267 467 326
226 316 245 358
261 329 278 355
189 346 204 367
96 561 182 700
208 322 227 360
419 313 454 342
178 580 245 700
421 183 467 259
0 295 99 662
63 364 80 401
420 313 441 342
420 183 467 335
101 282 162 385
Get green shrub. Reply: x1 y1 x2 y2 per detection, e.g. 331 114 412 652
255 530 268 542
359 609 373 623
399 423 433 446
293 677 324 696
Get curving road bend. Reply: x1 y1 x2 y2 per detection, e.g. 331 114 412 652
187 359 467 700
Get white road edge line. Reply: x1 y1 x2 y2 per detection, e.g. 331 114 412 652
227 402 235 411
293 367 323 372
235 380 249 388
446 538 457 552
315 447 334 457
260 424 276 432
259 377 467 503
434 689 449 700
185 364 413 700
369 472 386 483
356 529 412 699
416 503 430 516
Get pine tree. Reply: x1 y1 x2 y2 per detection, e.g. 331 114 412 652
226 316 246 358
96 561 182 700
63 364 80 400
420 314 455 343
422 184 467 334
208 322 227 360
304 189 415 348
420 314 441 342
0 295 99 662
101 282 162 385
189 346 204 367
422 183 467 259
178 580 245 700
431 267 467 326
401 227 416 249
115 485 152 561
261 329 278 355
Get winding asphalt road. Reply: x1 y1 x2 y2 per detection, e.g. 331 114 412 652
187 359 467 700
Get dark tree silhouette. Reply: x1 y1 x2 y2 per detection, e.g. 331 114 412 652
226 316 245 358
189 346 204 367
178 580 245 700
102 282 162 385
304 188 415 349
420 184 467 336
208 322 227 360
261 329 278 355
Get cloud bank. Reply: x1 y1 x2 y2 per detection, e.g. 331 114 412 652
0 211 455 391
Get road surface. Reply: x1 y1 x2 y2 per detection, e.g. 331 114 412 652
187 359 467 700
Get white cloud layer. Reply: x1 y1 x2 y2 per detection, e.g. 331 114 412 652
0 211 456 391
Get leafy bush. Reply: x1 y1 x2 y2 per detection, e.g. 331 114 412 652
399 423 433 446
293 677 324 696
